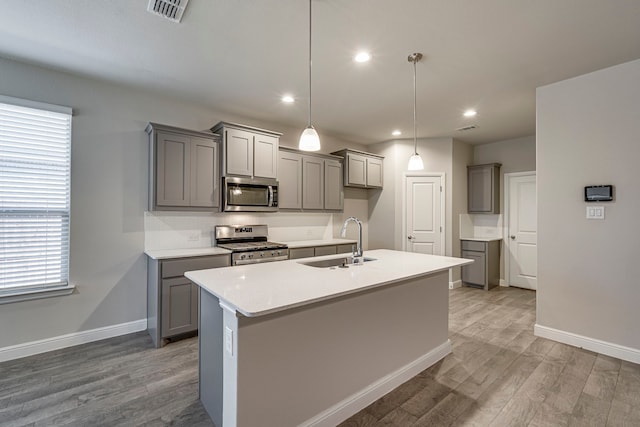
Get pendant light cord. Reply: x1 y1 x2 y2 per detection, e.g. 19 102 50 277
308 0 313 127
413 56 417 155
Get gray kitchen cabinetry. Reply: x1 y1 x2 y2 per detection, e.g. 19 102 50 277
211 121 281 179
278 147 344 211
147 254 231 348
468 163 501 214
278 150 303 209
324 158 344 210
289 243 355 260
147 123 220 211
303 156 324 209
461 240 500 290
331 149 384 189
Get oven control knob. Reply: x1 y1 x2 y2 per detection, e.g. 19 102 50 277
240 254 246 260
260 252 265 257
277 250 282 255
248 253 253 259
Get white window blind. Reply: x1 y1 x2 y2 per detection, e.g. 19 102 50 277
0 96 72 293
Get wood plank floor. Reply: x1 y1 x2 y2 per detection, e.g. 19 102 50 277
1 286 638 426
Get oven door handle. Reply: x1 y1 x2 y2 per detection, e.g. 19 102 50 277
268 185 274 207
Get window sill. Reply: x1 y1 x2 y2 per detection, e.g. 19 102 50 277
0 284 76 305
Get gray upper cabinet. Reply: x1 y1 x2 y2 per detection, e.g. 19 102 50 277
278 147 343 212
303 156 324 210
211 122 280 179
468 163 501 214
147 123 220 211
278 150 303 209
324 158 344 210
332 149 384 189
366 157 384 188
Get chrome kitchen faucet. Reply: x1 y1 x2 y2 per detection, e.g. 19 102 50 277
340 216 363 263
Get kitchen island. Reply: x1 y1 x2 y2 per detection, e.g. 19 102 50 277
185 249 471 427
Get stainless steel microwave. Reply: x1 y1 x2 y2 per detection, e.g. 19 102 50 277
222 176 279 212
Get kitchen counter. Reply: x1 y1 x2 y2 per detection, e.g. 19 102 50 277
275 238 356 249
144 247 231 260
186 248 470 317
460 236 503 242
189 249 472 426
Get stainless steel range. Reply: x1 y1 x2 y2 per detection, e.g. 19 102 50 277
214 225 288 265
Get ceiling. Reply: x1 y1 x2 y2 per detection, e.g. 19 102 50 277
1 1 639 145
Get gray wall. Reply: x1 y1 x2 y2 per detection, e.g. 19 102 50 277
536 59 640 351
367 138 473 284
451 140 473 282
472 135 536 282
0 56 366 349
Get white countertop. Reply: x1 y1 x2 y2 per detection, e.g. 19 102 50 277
460 237 503 242
277 238 357 249
185 249 472 317
145 247 231 260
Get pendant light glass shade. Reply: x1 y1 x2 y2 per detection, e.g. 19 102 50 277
407 52 424 170
299 126 321 151
299 0 321 151
407 153 424 171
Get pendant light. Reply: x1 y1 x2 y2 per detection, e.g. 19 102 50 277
299 0 321 151
407 52 424 170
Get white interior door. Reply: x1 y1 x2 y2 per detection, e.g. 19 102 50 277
507 173 537 289
405 175 443 255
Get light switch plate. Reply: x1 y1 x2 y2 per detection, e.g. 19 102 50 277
225 326 234 355
586 206 605 220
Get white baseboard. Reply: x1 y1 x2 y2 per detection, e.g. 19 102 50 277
534 324 640 365
302 340 452 427
499 279 507 287
449 280 462 290
0 319 147 363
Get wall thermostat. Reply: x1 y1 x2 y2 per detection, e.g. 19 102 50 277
584 185 613 202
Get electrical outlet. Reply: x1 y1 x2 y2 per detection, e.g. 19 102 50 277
225 326 234 355
187 231 200 242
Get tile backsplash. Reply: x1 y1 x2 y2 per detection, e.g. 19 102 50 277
144 211 339 250
459 213 503 239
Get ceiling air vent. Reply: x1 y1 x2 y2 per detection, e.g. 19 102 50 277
147 0 189 23
456 125 477 132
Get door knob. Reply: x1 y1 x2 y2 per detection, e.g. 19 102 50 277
407 235 414 240
510 235 516 240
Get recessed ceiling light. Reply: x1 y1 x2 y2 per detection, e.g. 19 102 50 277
354 51 372 63
282 95 295 103
463 109 477 117
392 130 402 136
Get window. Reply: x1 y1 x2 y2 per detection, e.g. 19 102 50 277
0 95 72 300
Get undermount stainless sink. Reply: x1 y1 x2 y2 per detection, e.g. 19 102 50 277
299 257 377 268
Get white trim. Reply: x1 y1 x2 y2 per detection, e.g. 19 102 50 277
449 280 462 289
0 319 147 363
0 94 72 115
503 171 536 288
301 340 451 427
0 284 75 305
401 172 446 255
534 324 640 365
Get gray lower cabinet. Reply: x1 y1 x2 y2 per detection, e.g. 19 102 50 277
461 240 500 290
147 123 220 211
147 254 231 347
289 243 356 260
